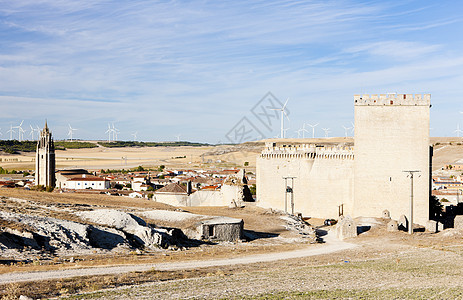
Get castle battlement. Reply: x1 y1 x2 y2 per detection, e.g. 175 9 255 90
354 94 431 106
261 143 354 160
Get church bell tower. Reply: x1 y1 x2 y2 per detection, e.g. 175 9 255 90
35 121 55 187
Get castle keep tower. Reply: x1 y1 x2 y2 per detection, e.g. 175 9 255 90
35 121 55 187
353 94 431 225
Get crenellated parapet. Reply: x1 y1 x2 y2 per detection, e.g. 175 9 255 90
261 142 354 160
354 94 431 106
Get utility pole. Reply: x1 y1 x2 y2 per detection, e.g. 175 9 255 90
403 170 420 234
283 176 296 214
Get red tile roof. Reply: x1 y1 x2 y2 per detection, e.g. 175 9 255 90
155 183 187 194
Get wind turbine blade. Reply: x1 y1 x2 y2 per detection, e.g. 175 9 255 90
283 110 290 121
282 98 289 110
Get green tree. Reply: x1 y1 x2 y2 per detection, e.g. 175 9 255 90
244 161 249 167
429 195 443 220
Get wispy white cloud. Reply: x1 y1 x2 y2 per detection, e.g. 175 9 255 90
0 0 462 141
344 40 442 61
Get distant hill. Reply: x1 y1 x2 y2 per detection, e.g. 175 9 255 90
0 140 97 154
97 141 210 148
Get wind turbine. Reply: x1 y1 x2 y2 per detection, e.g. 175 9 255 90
350 121 355 135
295 128 303 138
455 123 463 138
175 134 181 142
34 125 40 138
105 123 113 142
302 123 309 139
270 98 290 138
342 125 352 138
7 125 15 140
14 120 25 141
131 131 138 142
29 125 36 140
68 124 77 141
306 123 319 138
283 128 290 138
322 127 330 138
112 123 120 141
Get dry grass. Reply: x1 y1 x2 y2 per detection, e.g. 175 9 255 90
0 266 240 299
0 240 311 275
54 239 463 299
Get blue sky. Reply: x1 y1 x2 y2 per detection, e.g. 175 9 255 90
1 0 462 142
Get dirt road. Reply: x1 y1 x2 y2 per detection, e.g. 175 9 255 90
0 230 355 284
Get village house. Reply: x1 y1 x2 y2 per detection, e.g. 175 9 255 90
60 174 110 190
153 182 190 205
433 176 463 190
132 175 154 192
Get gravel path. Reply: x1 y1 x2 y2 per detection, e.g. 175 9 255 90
0 230 355 284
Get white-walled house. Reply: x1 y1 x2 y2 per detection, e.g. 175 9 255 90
132 176 153 191
61 174 110 190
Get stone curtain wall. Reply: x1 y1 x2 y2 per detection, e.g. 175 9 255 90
257 143 354 219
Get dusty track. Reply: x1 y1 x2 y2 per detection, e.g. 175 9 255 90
0 230 355 284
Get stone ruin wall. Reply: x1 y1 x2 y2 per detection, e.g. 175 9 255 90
257 142 354 219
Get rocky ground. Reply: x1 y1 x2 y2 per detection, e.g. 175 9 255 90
0 195 316 263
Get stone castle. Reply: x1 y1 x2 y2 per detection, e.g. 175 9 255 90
257 94 431 225
35 121 55 187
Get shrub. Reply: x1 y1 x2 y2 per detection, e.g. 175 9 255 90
31 185 46 191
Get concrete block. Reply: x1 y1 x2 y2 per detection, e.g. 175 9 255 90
335 216 357 240
425 220 438 233
454 215 463 230
387 220 398 232
382 210 391 219
398 215 408 231
438 222 445 231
